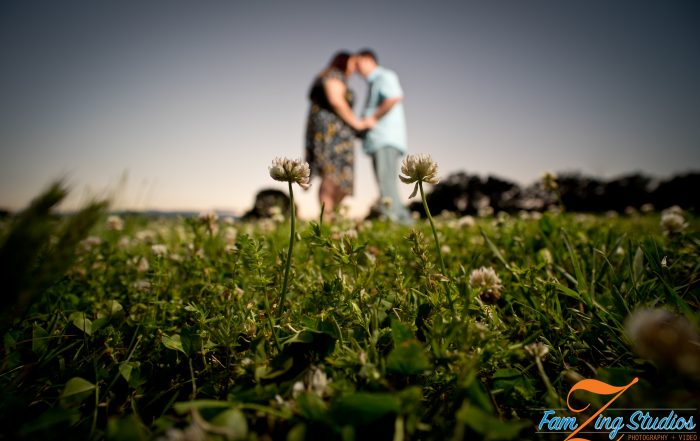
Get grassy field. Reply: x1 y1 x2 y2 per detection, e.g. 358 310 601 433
0 185 698 440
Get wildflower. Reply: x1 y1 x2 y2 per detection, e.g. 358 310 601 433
625 308 700 378
663 205 683 215
135 257 149 273
381 197 393 208
268 157 311 189
542 172 558 192
198 211 219 235
457 215 476 228
307 365 330 397
80 236 102 252
660 207 687 234
135 229 157 244
399 154 439 198
106 215 124 231
524 342 550 359
291 381 306 398
399 153 454 311
117 236 131 249
198 210 218 224
133 279 151 291
478 206 494 217
441 244 451 254
640 203 654 213
469 266 502 303
224 226 237 245
151 244 168 257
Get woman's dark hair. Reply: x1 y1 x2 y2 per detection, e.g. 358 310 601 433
325 51 352 74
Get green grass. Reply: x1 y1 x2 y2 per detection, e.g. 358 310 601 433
0 195 698 440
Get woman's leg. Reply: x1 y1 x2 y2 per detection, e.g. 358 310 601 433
319 176 336 214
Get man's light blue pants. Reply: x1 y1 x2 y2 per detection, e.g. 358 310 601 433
371 146 413 223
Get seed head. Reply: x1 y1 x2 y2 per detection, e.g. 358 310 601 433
269 157 311 189
399 154 439 198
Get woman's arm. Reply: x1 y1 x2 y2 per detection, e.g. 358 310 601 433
323 78 366 131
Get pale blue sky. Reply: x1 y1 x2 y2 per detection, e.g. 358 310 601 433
1 1 699 218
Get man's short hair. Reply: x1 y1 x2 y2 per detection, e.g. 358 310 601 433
357 48 378 63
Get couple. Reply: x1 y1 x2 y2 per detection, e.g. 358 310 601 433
304 49 412 224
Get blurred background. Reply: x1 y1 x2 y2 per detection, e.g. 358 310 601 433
1 0 699 219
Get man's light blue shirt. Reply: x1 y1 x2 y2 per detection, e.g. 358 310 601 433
362 66 407 155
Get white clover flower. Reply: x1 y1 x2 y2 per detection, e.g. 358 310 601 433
106 215 124 231
135 257 149 273
640 203 654 213
518 210 532 220
660 209 687 234
478 206 494 217
269 157 311 189
381 197 393 208
198 210 218 224
308 365 330 397
469 266 502 291
457 215 476 228
135 229 157 244
625 308 700 378
524 342 550 359
151 244 168 257
117 236 131 249
343 228 358 240
441 244 451 254
399 154 440 198
80 236 102 252
133 279 151 291
291 381 306 399
224 227 237 245
663 205 683 215
469 266 503 303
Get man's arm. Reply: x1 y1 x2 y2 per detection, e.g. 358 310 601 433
364 96 401 126
373 96 402 120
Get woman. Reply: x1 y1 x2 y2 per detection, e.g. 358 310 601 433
305 51 372 217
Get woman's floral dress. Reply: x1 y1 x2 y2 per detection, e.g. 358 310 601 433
305 68 356 195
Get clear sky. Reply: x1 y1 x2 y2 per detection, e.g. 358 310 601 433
1 0 699 219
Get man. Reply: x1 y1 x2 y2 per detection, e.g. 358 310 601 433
356 49 413 224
